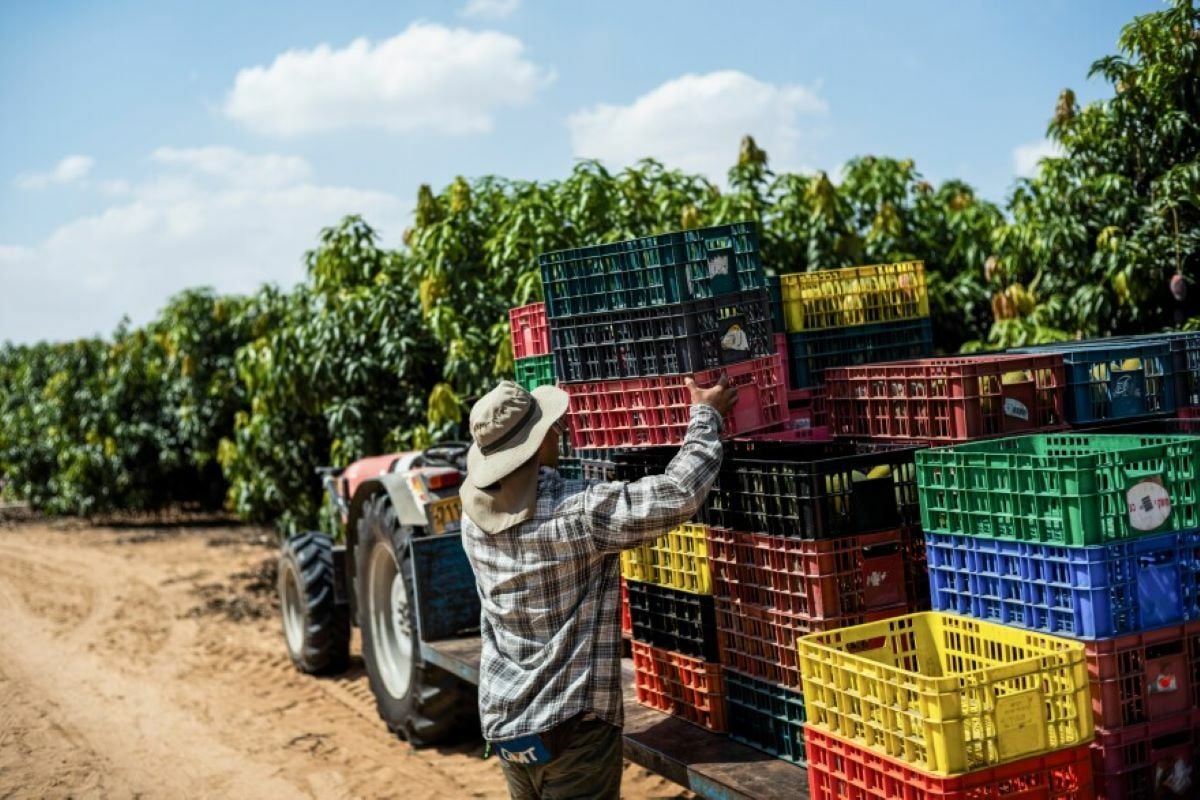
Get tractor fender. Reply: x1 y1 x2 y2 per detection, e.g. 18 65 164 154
343 474 428 623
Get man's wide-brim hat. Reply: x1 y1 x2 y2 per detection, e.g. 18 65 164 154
466 380 569 489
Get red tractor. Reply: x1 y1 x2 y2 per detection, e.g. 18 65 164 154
276 443 480 745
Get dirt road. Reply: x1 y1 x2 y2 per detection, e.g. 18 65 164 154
0 515 688 799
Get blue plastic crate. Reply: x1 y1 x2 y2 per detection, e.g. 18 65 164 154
538 222 764 318
1010 340 1176 423
926 529 1200 639
723 668 807 765
410 534 481 641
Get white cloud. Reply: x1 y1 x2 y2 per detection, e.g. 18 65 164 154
0 148 408 344
1013 138 1064 178
16 155 95 189
224 23 552 136
151 146 312 187
567 71 828 182
461 0 520 19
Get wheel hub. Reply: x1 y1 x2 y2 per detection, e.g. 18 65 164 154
281 562 307 658
368 540 414 699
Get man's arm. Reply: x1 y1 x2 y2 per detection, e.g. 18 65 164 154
561 377 736 554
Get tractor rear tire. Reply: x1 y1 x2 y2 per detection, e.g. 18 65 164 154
279 531 351 675
356 494 476 746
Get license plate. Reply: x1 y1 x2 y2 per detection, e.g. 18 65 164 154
428 496 462 534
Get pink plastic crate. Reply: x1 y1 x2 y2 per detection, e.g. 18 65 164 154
509 302 550 359
563 353 786 449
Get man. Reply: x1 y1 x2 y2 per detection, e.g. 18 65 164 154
460 376 737 800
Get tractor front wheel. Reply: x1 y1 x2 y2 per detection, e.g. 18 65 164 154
356 494 475 746
279 531 351 675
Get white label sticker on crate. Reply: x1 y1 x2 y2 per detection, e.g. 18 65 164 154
1151 672 1179 693
1003 397 1029 421
1127 477 1171 531
707 253 729 277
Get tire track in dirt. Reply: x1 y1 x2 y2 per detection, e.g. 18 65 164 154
0 524 688 799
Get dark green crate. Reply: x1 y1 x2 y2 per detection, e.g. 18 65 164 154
767 274 785 334
917 433 1200 546
724 668 807 765
786 317 934 389
514 355 555 392
538 222 765 319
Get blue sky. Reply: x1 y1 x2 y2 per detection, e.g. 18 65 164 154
0 0 1163 343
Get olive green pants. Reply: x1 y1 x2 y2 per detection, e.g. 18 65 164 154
498 718 622 800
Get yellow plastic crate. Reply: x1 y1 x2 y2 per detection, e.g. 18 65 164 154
619 523 711 594
796 611 1092 776
781 261 929 332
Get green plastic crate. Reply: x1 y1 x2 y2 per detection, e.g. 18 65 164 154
515 355 555 392
916 433 1200 546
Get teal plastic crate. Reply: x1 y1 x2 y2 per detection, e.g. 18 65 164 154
917 433 1200 546
514 355 555 392
538 222 764 318
787 317 933 389
724 668 807 765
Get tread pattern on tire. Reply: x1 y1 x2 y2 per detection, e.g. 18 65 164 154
281 530 351 675
357 495 477 747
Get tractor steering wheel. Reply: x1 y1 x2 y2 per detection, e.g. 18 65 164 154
418 441 470 471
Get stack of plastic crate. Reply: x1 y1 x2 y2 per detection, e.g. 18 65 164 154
540 222 787 451
778 261 933 396
509 302 555 392
703 439 928 764
620 520 727 732
609 441 916 767
917 432 1200 799
796 612 1096 799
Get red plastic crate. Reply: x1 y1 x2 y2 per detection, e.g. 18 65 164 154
1179 405 1200 419
824 353 1067 444
630 640 726 732
806 726 1094 800
775 332 790 389
1091 709 1200 800
563 353 786 449
1086 621 1200 729
509 302 550 359
787 385 829 427
707 526 909 618
620 576 631 639
713 597 906 690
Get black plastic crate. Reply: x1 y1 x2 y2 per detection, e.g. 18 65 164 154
557 457 582 479
581 458 615 481
708 440 925 540
902 526 931 612
539 222 765 318
550 290 774 381
724 668 807 765
626 580 719 661
767 274 786 334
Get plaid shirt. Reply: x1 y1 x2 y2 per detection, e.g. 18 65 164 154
461 405 724 741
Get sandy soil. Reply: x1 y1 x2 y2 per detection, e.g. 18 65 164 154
0 512 688 800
